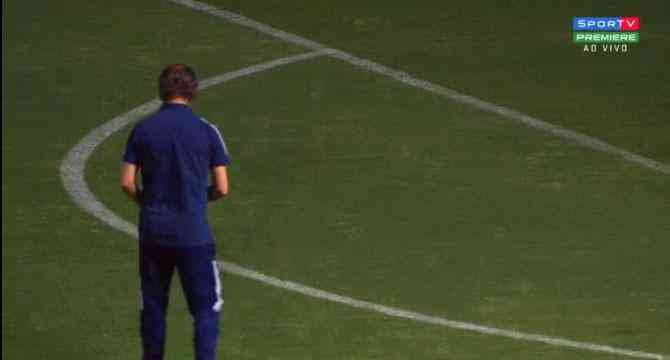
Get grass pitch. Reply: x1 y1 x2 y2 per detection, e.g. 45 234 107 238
5 0 669 359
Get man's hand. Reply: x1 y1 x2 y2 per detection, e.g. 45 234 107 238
208 166 229 202
121 162 142 206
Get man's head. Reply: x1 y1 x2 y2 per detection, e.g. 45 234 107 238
159 64 199 103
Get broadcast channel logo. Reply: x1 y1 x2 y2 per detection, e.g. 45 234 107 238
572 16 639 53
573 17 640 31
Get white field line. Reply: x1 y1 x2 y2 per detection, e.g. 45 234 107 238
59 54 666 359
167 0 670 176
221 262 666 360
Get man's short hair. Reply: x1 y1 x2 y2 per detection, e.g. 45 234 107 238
159 64 199 102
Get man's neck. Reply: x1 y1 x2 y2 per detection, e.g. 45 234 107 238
167 97 190 105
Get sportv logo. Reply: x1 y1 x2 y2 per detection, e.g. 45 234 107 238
573 17 639 31
572 16 640 53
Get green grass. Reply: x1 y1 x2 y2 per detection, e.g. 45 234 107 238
5 0 669 359
207 0 670 162
4 0 304 358
89 55 670 356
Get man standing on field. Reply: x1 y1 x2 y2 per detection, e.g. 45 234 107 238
121 64 230 360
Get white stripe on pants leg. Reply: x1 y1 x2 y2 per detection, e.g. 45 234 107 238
212 261 223 312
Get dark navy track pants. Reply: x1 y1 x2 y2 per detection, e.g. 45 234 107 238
139 242 223 360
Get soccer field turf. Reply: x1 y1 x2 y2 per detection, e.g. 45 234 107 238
4 0 669 359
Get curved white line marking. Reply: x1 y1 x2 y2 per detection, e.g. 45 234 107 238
168 0 670 176
60 51 329 236
59 55 666 360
